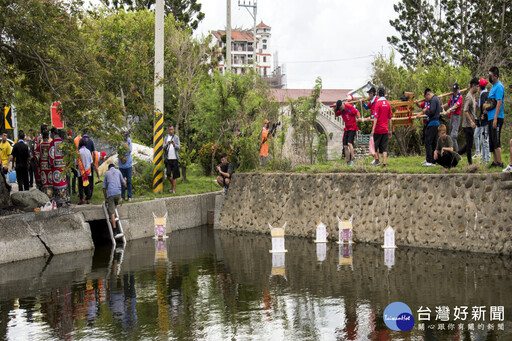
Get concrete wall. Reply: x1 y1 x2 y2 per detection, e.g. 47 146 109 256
219 172 512 255
0 191 219 264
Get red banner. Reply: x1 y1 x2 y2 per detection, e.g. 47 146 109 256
51 101 64 129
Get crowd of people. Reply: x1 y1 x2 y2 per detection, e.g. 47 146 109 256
0 125 136 211
333 66 508 170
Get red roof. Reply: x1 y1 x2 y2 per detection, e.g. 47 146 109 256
271 89 351 105
212 30 255 42
256 21 270 28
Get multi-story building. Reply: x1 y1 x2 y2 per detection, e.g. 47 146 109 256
211 21 284 88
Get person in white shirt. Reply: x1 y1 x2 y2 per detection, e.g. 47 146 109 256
163 124 181 194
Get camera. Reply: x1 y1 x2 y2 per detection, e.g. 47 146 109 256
269 121 281 136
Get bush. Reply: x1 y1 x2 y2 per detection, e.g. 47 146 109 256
197 142 232 176
131 158 159 196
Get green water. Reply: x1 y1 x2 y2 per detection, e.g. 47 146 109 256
0 226 510 340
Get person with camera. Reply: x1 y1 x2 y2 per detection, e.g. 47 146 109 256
474 78 490 163
216 153 233 194
164 124 180 194
458 78 479 165
485 66 505 168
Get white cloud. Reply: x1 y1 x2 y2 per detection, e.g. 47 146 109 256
196 0 399 89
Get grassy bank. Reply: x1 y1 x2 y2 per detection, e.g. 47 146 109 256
70 164 220 205
283 155 510 174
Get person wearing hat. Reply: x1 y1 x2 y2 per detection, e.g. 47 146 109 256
363 87 380 165
370 88 392 167
442 83 463 153
260 119 271 167
103 163 126 237
474 78 490 162
334 100 360 166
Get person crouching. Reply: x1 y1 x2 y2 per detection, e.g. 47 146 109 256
434 124 460 169
216 153 233 194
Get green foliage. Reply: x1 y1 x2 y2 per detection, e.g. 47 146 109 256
132 158 155 195
197 142 231 176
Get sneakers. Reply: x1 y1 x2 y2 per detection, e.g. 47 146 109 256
422 162 436 167
372 160 380 166
114 228 123 239
223 186 228 194
472 153 480 159
502 164 512 172
347 161 355 166
77 199 84 205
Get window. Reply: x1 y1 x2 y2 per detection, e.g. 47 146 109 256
263 39 267 43
263 57 266 62
263 44 267 50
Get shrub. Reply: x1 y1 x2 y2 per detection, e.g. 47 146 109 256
197 142 232 176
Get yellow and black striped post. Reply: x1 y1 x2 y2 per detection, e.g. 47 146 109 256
153 111 164 193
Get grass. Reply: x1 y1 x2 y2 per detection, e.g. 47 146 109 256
273 154 510 175
69 164 220 205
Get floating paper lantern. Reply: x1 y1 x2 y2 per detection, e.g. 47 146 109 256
314 221 328 243
269 222 288 253
382 225 397 249
152 212 168 240
336 215 354 244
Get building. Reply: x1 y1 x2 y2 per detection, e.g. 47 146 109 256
211 21 285 88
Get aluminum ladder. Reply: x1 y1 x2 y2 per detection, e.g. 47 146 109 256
102 202 126 245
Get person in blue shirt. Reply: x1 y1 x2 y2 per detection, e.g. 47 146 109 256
118 131 133 201
103 164 126 236
485 66 505 168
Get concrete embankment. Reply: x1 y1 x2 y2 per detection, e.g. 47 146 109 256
0 191 219 264
218 172 512 255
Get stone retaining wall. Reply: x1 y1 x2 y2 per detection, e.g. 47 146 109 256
219 172 512 255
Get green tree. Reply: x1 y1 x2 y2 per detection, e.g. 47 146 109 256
101 0 205 30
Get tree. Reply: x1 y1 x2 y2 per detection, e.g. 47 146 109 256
101 0 205 30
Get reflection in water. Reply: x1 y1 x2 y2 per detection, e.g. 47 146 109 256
0 226 510 340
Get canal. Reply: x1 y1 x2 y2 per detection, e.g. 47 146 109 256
0 226 510 340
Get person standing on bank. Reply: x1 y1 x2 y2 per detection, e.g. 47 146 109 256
363 87 380 165
485 66 505 168
0 131 12 176
81 129 98 194
118 131 133 201
371 88 393 167
474 78 490 163
103 164 126 237
443 83 464 153
11 130 30 191
78 138 93 205
164 124 180 194
334 100 361 166
458 78 479 166
259 120 271 167
417 89 441 167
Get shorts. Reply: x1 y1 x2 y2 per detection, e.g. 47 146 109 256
373 133 389 153
343 130 356 146
488 118 504 152
107 194 120 215
166 159 180 179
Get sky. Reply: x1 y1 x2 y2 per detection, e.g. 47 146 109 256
195 0 400 90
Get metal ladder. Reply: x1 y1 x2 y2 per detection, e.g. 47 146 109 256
102 202 126 245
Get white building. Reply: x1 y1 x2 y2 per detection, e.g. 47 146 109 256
211 21 274 79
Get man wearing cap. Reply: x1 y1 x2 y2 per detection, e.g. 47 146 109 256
260 120 271 167
334 100 360 166
370 88 392 167
474 78 490 163
363 87 380 165
103 163 126 237
442 83 463 153
485 66 505 168
417 89 441 167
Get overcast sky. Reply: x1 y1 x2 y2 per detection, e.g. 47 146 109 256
195 0 400 90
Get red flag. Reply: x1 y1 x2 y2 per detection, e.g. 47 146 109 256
51 101 64 129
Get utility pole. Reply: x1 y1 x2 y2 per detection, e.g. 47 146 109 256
238 0 257 69
153 0 164 193
226 0 232 73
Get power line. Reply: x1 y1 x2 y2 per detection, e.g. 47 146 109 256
282 55 373 64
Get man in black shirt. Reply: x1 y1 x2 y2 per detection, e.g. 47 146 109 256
12 130 30 191
417 88 441 167
216 153 233 194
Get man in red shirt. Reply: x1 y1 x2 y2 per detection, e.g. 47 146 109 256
334 99 361 166
371 88 393 166
363 87 380 165
443 83 463 153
